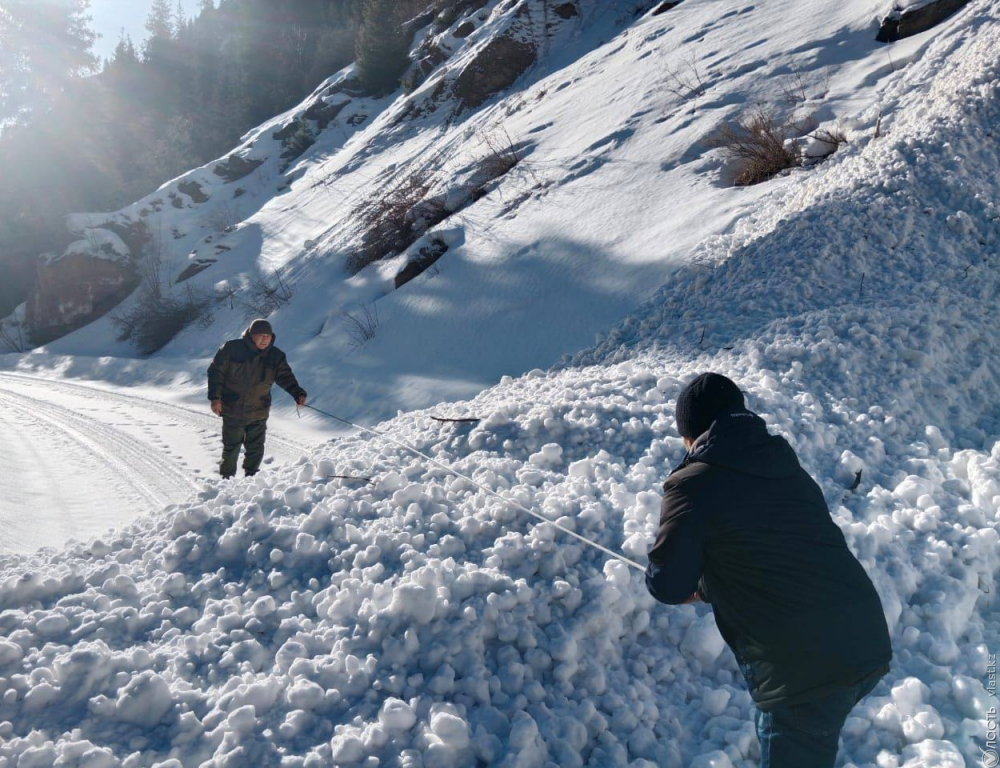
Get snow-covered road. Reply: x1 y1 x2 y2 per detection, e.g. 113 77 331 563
0 373 315 554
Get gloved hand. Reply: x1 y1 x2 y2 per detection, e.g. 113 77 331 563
211 400 223 416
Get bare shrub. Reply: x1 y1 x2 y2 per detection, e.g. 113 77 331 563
240 268 294 320
111 285 215 355
342 303 379 347
347 167 447 274
201 200 242 234
709 108 803 186
663 56 707 101
110 222 217 354
0 306 27 353
478 125 523 180
779 72 810 106
811 127 849 151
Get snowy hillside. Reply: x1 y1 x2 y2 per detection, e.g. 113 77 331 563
3 0 959 431
1 1 997 766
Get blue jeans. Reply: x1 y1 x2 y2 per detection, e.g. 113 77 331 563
753 667 886 768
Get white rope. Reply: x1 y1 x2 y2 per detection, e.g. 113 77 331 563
303 404 646 572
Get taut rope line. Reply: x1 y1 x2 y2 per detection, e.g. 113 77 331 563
301 403 645 572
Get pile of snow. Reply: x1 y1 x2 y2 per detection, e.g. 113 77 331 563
2 2 998 768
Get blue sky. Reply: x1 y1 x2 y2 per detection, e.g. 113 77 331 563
89 0 194 61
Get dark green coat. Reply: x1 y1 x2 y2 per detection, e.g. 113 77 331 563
207 327 306 422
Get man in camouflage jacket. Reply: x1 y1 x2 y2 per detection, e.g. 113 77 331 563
207 318 307 478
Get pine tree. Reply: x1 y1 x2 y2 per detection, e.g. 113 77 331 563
0 0 97 118
355 0 409 96
145 0 174 41
173 0 187 37
104 30 139 74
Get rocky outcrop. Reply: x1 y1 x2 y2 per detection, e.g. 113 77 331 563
26 254 139 346
402 44 451 93
454 35 537 110
876 0 972 42
651 1 681 15
395 239 448 289
178 181 210 204
554 3 579 19
213 154 265 182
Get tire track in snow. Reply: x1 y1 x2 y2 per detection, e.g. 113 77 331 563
0 388 189 511
0 372 313 458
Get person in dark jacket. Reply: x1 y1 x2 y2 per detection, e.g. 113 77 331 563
645 372 892 768
207 319 307 478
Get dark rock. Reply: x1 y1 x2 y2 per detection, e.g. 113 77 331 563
394 240 448 289
327 76 365 98
454 21 476 38
303 98 348 129
178 181 210 204
176 259 216 283
279 121 316 166
651 1 680 15
213 154 265 182
877 0 972 42
554 3 578 19
272 121 298 141
454 35 537 110
26 253 139 345
104 218 151 257
402 45 450 92
170 194 184 209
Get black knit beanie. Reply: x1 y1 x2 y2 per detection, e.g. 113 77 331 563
675 372 746 439
248 318 273 336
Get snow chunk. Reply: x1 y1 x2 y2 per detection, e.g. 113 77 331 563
681 614 726 665
528 443 563 468
330 732 365 763
430 711 470 748
899 739 965 767
379 697 416 731
114 671 173 727
691 751 734 768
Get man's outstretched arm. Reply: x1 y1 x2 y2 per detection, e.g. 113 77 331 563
645 482 706 604
275 353 307 405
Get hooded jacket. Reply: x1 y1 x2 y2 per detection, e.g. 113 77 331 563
645 406 892 711
207 326 306 422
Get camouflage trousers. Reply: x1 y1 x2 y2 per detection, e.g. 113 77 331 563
220 417 267 478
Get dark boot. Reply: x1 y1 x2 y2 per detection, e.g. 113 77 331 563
242 419 268 476
220 417 246 478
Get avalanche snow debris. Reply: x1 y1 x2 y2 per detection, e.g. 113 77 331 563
2 1 1000 768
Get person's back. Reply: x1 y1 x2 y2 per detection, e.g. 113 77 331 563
645 373 892 767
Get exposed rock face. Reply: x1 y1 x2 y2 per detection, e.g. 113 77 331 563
454 35 537 110
178 181 210 203
26 254 139 346
554 3 579 19
403 44 451 92
651 1 681 15
213 154 265 182
104 219 150 256
876 0 972 41
302 98 349 129
395 239 448 289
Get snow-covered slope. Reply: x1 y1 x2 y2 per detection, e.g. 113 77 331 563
5 0 956 430
1 2 997 767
